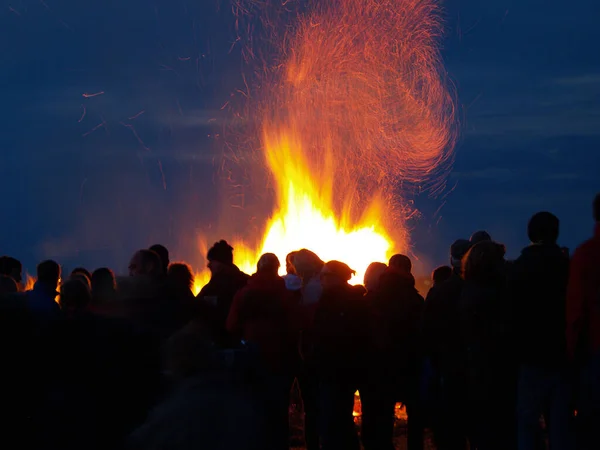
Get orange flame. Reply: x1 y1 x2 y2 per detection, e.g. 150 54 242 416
194 0 456 294
24 273 36 291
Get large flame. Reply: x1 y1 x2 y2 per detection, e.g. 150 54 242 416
194 0 456 294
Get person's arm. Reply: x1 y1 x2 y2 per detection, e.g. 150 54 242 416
566 248 586 361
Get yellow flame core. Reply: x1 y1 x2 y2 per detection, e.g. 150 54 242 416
260 129 392 285
194 0 457 295
193 128 394 294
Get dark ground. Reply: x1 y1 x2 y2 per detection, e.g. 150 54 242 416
288 386 437 450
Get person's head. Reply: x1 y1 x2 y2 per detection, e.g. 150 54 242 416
364 262 387 292
285 251 298 275
320 260 355 290
293 249 325 280
91 268 116 302
71 267 92 281
0 256 23 285
149 244 170 275
168 262 195 293
432 265 452 286
462 241 506 283
389 254 412 274
450 239 472 271
59 279 92 314
129 249 162 277
528 211 560 245
469 230 492 245
0 275 18 296
593 193 600 223
70 272 91 290
36 260 61 291
257 253 280 276
206 240 234 274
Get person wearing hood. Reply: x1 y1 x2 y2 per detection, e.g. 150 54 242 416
227 253 296 450
508 212 574 450
421 239 471 450
197 240 250 348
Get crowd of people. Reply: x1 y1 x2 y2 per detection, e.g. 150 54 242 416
0 193 599 450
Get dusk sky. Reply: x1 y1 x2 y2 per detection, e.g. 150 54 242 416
1 0 599 275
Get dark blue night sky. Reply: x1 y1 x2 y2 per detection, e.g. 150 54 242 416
1 0 599 275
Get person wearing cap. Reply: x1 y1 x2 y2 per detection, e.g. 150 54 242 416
421 239 472 450
226 253 297 450
310 260 368 450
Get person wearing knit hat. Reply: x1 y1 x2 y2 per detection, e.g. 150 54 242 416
207 240 234 266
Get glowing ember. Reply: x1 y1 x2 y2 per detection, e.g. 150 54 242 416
194 0 456 294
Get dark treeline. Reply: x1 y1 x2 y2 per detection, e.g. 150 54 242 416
0 193 599 450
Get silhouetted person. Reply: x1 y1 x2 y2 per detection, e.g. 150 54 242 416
227 253 297 450
150 244 170 275
70 270 91 290
389 253 412 273
311 260 368 450
292 249 326 450
363 262 387 294
432 265 452 286
426 265 452 303
129 249 162 277
360 260 390 450
460 241 516 450
508 212 573 450
368 254 425 450
71 266 92 281
168 262 195 298
59 278 92 317
91 267 117 308
197 240 250 348
166 262 199 331
0 274 18 296
283 251 302 291
421 239 471 450
0 256 23 291
129 322 269 450
0 267 34 447
566 193 600 450
27 259 61 318
469 230 492 244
